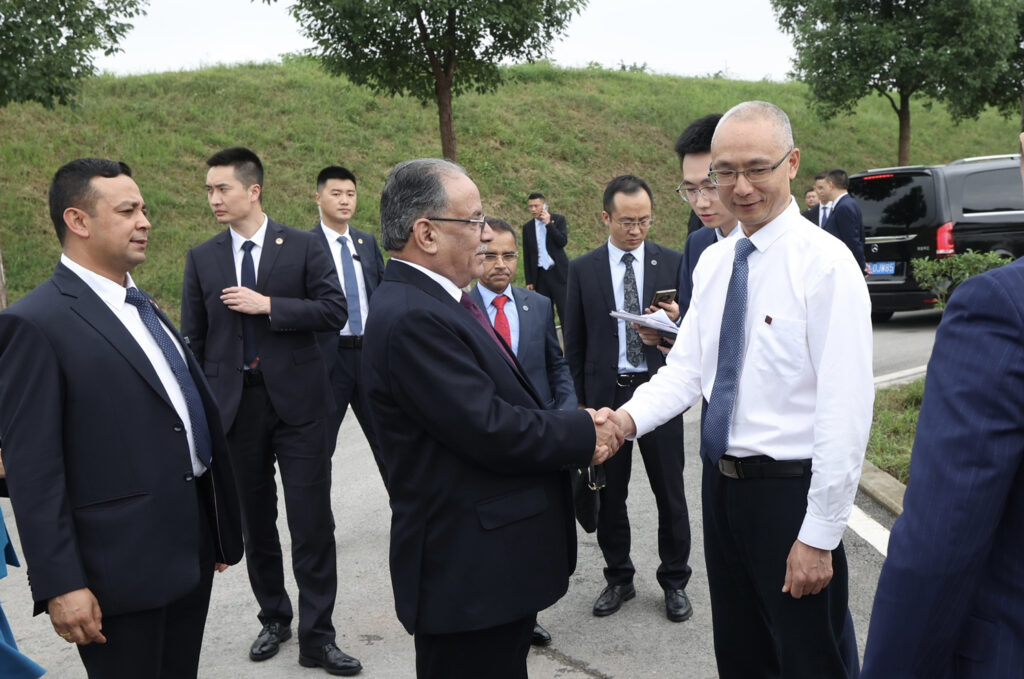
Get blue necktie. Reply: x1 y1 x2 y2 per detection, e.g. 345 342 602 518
125 287 213 468
701 238 756 464
240 240 258 368
820 204 830 226
338 235 363 336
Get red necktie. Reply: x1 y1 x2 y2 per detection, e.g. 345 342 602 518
492 295 512 348
459 293 514 361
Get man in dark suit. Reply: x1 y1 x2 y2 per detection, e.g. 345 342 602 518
522 192 569 323
361 158 623 678
801 186 820 223
311 165 387 482
468 217 578 648
0 158 243 677
181 148 360 675
816 169 869 274
860 133 1024 679
563 175 694 623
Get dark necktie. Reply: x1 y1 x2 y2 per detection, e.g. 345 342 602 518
701 238 757 464
460 293 514 361
492 294 512 348
125 287 213 468
820 204 830 226
621 252 643 367
240 240 258 368
338 235 363 336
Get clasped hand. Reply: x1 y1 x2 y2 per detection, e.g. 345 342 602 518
586 407 627 465
220 286 271 315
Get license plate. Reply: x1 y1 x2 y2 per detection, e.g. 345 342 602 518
869 261 896 275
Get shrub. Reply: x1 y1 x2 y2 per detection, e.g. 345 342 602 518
911 249 1010 308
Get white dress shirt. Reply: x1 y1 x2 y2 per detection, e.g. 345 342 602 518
60 255 207 476
607 239 647 374
819 200 834 226
534 219 555 269
230 215 269 285
320 222 370 336
475 283 520 355
620 198 873 550
391 258 463 301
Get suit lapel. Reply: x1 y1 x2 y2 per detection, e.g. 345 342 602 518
214 230 237 288
642 242 661 309
592 245 617 312
256 220 285 292
512 288 539 359
53 265 174 409
351 229 379 296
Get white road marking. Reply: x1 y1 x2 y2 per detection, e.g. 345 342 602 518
848 504 890 556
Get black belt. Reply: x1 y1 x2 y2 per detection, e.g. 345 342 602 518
718 455 811 480
337 335 363 349
615 372 649 388
241 369 264 387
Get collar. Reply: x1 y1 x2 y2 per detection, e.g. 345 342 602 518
230 214 269 253
744 196 799 254
60 254 137 307
320 220 351 240
476 282 513 308
716 223 742 241
607 238 646 264
391 257 464 302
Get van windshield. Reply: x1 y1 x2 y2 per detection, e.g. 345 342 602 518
848 173 937 231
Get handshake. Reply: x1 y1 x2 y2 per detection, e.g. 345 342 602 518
584 407 636 466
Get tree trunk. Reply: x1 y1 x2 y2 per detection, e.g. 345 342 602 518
435 74 456 162
1019 90 1024 133
897 93 911 166
0 246 8 310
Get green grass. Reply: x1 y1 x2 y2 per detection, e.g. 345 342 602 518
867 378 926 483
1 58 1019 321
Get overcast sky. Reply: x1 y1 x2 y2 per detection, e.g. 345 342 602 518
94 0 796 81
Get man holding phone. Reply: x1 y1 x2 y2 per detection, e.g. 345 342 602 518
522 192 569 323
563 175 693 623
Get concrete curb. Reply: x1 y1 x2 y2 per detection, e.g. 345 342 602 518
857 365 927 516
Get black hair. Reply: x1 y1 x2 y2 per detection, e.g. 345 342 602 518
317 165 357 190
674 113 722 166
603 175 654 214
49 158 132 245
206 147 264 199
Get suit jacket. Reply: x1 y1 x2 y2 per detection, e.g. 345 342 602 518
521 213 569 286
564 241 684 408
181 219 347 429
362 260 595 635
823 194 867 271
468 285 577 410
801 204 820 224
862 258 1024 679
678 226 719 317
311 223 385 368
0 263 243 616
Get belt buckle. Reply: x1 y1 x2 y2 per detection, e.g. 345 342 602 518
718 458 741 479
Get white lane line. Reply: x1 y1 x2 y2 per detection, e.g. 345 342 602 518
873 365 927 387
848 504 890 556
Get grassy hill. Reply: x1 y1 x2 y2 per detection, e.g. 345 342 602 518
1 57 1019 320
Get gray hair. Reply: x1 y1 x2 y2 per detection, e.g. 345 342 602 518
379 158 467 251
714 101 794 153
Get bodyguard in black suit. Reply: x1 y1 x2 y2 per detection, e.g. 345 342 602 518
0 159 243 678
801 185 821 223
181 148 361 675
311 166 387 483
522 192 569 322
362 158 623 678
816 169 869 274
563 175 693 623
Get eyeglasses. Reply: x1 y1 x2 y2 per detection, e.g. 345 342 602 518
675 183 719 203
615 216 655 229
709 148 794 186
483 252 518 263
427 214 487 233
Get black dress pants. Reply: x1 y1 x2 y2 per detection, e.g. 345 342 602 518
596 381 692 591
326 340 387 486
701 457 855 679
227 382 337 649
534 266 567 324
414 614 536 679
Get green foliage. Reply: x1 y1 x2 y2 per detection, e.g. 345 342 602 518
770 0 1020 164
0 0 147 108
867 378 925 484
0 60 1019 321
911 250 1011 308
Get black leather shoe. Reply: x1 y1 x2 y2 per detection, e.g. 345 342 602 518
249 622 292 661
531 622 552 646
665 588 693 622
592 583 636 617
298 643 363 676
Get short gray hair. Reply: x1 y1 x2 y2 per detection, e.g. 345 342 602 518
714 101 794 153
379 158 467 251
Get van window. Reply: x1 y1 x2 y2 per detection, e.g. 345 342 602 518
848 173 937 229
961 169 1024 213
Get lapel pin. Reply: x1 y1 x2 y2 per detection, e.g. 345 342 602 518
522 305 529 311
765 315 773 325
358 238 364 244
275 237 284 245
651 259 658 266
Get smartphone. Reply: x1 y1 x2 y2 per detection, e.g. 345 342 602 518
542 203 549 213
650 289 677 306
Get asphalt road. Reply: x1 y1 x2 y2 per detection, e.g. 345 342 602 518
0 314 941 678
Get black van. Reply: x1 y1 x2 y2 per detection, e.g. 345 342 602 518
848 155 1024 321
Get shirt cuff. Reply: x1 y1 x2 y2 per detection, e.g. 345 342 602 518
797 514 846 551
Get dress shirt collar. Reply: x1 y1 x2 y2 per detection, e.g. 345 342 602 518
716 224 742 242
229 214 268 253
320 220 351 240
743 197 798 254
476 282 514 308
391 258 464 302
60 253 137 308
606 238 646 265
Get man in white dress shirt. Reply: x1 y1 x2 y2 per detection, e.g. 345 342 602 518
612 101 873 679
